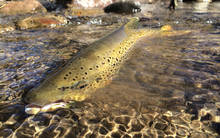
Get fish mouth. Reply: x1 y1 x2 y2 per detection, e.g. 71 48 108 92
22 92 37 105
25 103 42 108
22 92 32 104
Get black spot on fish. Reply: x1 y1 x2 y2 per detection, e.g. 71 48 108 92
102 62 105 65
58 87 66 91
107 59 110 62
79 84 88 89
85 72 87 75
75 76 78 78
96 77 102 83
89 68 93 70
64 77 67 80
69 72 72 74
80 67 84 70
65 74 68 77
82 77 85 79
73 78 76 81
96 65 99 68
116 58 118 61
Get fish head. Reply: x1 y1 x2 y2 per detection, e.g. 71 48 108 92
23 82 66 106
23 80 90 106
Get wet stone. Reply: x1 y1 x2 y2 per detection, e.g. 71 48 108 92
122 134 131 138
176 127 188 137
111 132 121 138
0 25 14 33
15 126 36 138
154 122 168 130
101 119 114 131
164 124 176 135
118 125 126 132
71 113 79 121
143 134 152 138
5 114 19 125
31 114 50 127
190 120 202 130
65 8 104 17
78 124 88 136
0 0 46 15
157 130 165 137
38 124 57 138
88 117 101 124
0 128 13 137
17 15 67 30
133 133 142 138
85 133 97 138
131 120 144 132
190 132 209 138
63 127 79 138
54 127 65 137
211 122 220 135
99 126 108 135
56 109 72 118
114 116 130 126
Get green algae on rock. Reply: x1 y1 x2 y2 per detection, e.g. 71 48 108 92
23 18 157 106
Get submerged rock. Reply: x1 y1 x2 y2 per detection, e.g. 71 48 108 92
0 24 14 33
65 8 104 17
17 14 68 30
104 2 141 14
0 0 47 15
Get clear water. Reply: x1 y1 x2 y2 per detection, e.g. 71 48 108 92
0 2 220 137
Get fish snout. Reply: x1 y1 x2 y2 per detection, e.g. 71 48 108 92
23 92 37 104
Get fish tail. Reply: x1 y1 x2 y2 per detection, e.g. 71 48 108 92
124 17 140 34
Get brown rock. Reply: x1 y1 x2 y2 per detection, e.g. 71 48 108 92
65 8 104 17
0 0 47 15
0 24 14 33
17 14 67 29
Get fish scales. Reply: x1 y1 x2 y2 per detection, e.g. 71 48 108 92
24 18 154 106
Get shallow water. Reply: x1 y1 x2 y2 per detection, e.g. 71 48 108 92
0 2 220 138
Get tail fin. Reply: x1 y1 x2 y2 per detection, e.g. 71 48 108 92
124 17 140 35
125 17 139 29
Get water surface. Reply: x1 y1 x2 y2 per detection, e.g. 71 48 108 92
0 2 220 137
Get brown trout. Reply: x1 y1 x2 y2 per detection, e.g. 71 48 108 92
23 18 157 107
